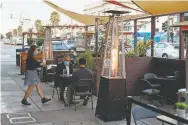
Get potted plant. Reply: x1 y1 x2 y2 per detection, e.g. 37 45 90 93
135 40 152 57
74 50 94 70
175 102 187 125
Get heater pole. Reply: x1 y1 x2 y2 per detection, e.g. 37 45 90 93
120 15 126 78
109 14 115 77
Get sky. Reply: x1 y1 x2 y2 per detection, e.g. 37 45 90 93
0 0 101 34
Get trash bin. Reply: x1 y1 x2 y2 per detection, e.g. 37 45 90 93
16 49 22 66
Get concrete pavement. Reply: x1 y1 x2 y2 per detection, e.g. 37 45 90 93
1 45 134 125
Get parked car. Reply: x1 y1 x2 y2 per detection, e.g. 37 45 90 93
147 42 186 59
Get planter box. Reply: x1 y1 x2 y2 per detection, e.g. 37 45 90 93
94 57 152 96
125 57 152 96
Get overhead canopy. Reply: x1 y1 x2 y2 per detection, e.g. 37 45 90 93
132 0 188 15
44 0 109 25
121 14 150 21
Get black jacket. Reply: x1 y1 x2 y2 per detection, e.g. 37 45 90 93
54 62 73 87
55 62 73 75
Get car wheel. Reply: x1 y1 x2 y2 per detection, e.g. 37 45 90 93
162 54 168 58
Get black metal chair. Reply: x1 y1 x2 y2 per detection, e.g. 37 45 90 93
69 79 94 111
45 66 56 84
143 73 162 89
140 73 161 102
51 83 60 100
132 105 163 125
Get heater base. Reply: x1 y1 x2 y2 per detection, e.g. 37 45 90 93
95 76 127 122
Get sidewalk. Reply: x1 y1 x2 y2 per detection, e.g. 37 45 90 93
1 57 133 125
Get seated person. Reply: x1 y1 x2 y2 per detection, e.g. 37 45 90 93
55 55 73 102
70 58 93 106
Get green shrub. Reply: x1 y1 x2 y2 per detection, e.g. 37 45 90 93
27 38 35 46
126 49 137 57
175 102 188 110
36 37 44 46
74 50 94 69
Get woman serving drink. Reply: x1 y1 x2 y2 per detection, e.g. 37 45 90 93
21 45 51 105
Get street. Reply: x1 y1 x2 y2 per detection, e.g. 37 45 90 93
0 45 130 125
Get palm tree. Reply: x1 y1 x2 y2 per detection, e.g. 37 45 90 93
6 32 12 39
50 11 60 26
35 19 42 33
17 26 22 36
50 11 60 38
13 29 17 36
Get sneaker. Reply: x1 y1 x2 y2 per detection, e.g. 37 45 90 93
41 97 51 104
21 99 31 105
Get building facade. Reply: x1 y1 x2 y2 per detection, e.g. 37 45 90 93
83 1 181 43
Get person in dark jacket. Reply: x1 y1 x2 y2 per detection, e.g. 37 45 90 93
22 45 51 105
55 55 73 102
71 58 93 106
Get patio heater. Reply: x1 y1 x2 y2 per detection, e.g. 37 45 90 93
42 27 53 62
40 27 53 81
95 10 129 122
172 21 188 103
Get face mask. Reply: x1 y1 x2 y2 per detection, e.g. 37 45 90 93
33 51 38 56
64 61 70 66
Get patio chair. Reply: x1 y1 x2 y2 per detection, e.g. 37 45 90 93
132 105 163 125
50 69 60 100
45 66 56 84
50 84 60 100
140 73 161 102
143 73 162 89
70 79 94 111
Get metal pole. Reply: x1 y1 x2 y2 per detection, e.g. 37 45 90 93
151 16 155 57
179 13 185 60
167 15 170 42
134 19 137 48
186 37 188 90
95 18 99 57
22 33 24 50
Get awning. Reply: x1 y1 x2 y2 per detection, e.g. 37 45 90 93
121 14 150 21
132 0 188 15
43 0 109 25
44 1 150 25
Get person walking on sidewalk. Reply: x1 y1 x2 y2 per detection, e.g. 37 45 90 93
21 45 51 105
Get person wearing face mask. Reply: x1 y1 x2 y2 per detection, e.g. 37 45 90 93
55 55 73 102
22 45 51 105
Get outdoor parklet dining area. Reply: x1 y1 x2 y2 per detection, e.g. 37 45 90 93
16 1 188 125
